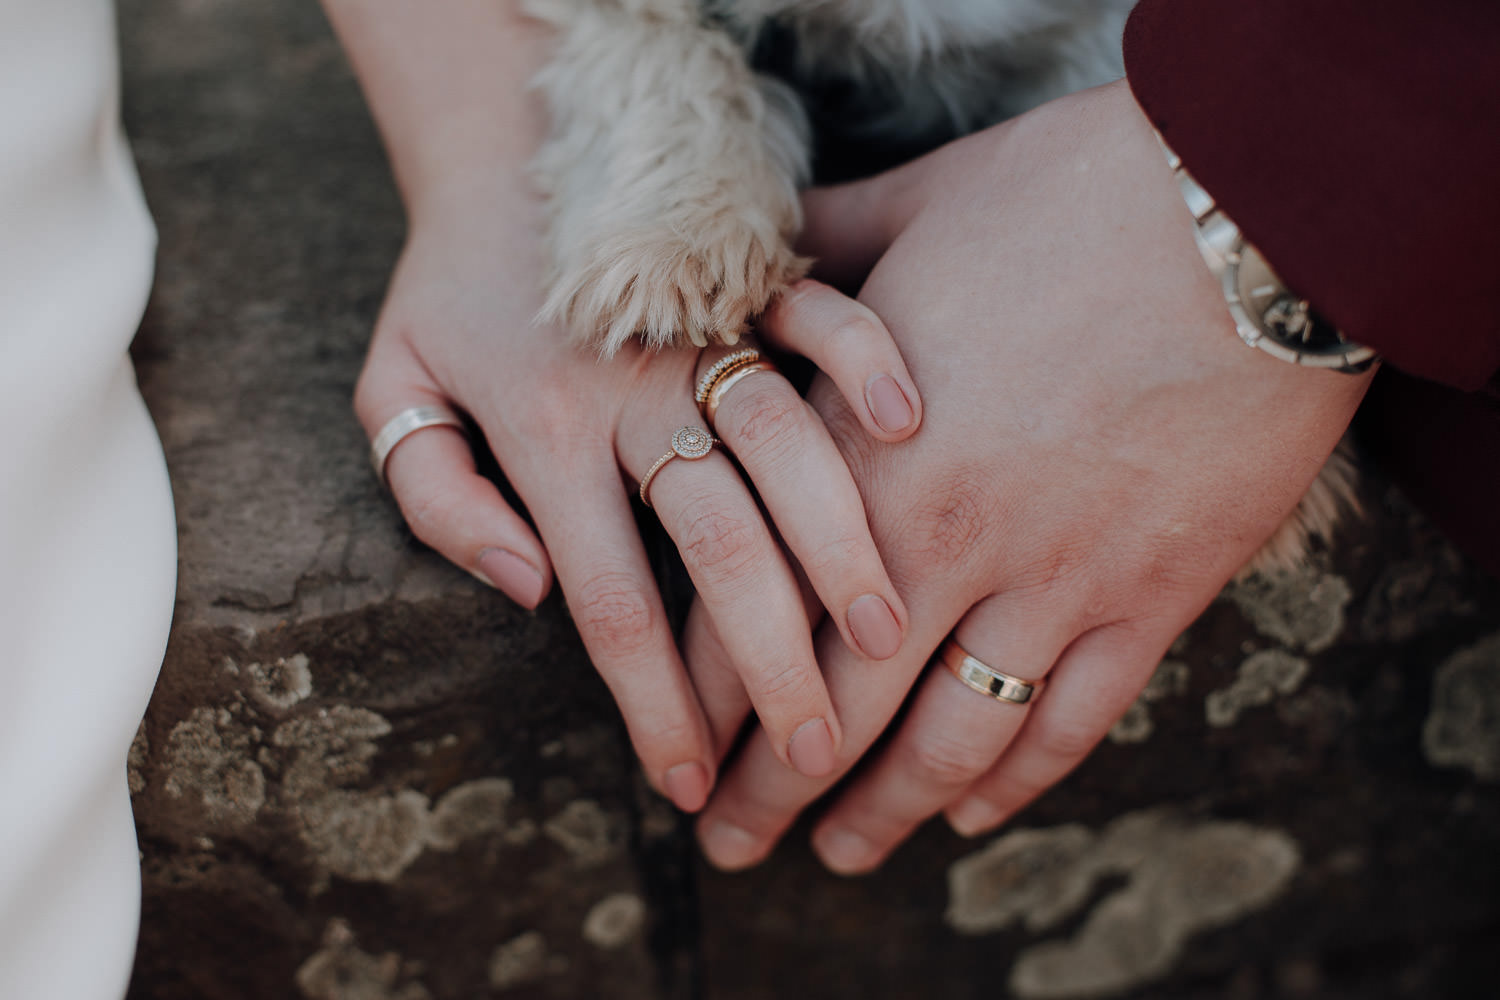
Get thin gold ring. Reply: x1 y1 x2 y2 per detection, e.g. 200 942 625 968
695 348 763 404
938 637 1040 705
638 426 718 508
703 360 778 427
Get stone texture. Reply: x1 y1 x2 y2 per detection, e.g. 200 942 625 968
120 2 1500 999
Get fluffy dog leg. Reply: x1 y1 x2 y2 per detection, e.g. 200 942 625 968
526 0 811 353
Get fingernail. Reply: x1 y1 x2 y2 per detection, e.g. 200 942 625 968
698 818 764 871
663 762 710 813
847 594 902 660
948 797 1005 838
865 374 915 434
787 717 837 778
477 548 546 609
815 826 877 875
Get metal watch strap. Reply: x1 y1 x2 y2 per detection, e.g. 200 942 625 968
1159 136 1378 374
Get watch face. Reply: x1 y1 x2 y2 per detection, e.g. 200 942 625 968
1225 240 1378 371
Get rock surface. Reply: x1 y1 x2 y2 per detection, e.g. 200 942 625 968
122 2 1500 998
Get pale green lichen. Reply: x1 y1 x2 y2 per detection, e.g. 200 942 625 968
427 778 514 851
162 706 266 828
947 810 1300 999
1205 649 1310 727
246 653 314 710
1423 631 1500 781
1223 562 1351 653
295 919 431 1000
488 932 554 991
298 789 432 883
544 799 624 867
946 825 1097 934
582 893 647 950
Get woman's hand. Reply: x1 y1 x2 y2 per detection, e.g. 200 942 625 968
355 179 924 807
324 0 922 811
684 79 1374 869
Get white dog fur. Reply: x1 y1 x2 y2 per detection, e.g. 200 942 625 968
521 0 1357 572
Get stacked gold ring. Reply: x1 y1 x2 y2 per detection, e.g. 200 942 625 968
694 348 778 426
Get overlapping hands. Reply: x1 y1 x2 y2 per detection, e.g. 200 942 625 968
358 78 1371 874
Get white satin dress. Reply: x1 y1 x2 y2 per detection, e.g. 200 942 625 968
0 1 176 997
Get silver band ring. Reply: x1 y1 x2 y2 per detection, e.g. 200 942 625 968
703 360 778 427
939 637 1039 705
638 426 718 508
370 405 467 488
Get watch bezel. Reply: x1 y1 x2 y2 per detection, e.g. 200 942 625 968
1221 237 1379 373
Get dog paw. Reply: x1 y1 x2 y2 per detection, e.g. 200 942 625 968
543 224 809 355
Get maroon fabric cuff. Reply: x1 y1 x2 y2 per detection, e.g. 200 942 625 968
1123 0 1500 392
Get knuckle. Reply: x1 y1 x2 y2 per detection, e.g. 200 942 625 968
724 383 808 449
747 660 818 707
678 507 762 580
902 467 995 572
398 487 459 545
571 571 662 654
902 730 993 787
519 381 589 440
774 278 827 321
803 531 869 584
1032 715 1103 763
629 716 702 763
828 313 889 356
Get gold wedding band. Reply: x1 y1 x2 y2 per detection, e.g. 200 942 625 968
369 405 467 489
939 637 1039 705
638 426 718 508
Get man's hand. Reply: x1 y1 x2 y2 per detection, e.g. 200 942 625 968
681 79 1374 871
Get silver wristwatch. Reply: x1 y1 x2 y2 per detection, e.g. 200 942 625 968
1160 137 1377 374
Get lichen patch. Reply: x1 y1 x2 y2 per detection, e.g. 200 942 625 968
162 706 266 828
1205 650 1310 727
582 893 646 949
246 652 314 710
1223 562 1351 653
947 810 1300 999
299 789 432 883
544 799 624 867
295 919 432 1000
488 931 560 990
427 778 515 851
1422 631 1500 781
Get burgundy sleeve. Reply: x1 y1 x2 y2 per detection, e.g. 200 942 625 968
1123 0 1500 392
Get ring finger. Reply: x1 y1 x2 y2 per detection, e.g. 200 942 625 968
618 413 841 780
808 595 1069 874
697 344 908 663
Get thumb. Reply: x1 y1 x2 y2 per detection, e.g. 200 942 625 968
798 151 937 290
